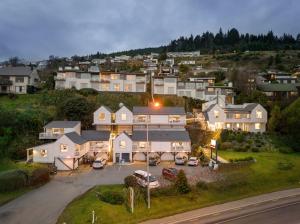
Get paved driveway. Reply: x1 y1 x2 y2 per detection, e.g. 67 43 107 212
0 163 215 224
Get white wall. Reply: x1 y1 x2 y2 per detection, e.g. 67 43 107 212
93 106 112 125
115 106 133 124
113 133 133 163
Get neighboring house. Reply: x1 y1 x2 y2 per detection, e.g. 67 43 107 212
204 86 235 104
167 51 200 58
153 76 178 95
39 121 81 139
0 66 40 94
203 103 267 133
257 83 300 100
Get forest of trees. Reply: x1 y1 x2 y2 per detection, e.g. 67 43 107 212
89 28 300 58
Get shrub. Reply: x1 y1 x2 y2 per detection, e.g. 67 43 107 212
151 186 178 197
8 93 18 99
279 146 294 154
78 88 98 96
98 191 124 205
251 147 260 152
220 142 233 150
0 169 28 192
124 175 138 188
277 161 294 171
174 170 191 194
229 156 254 163
196 181 208 190
29 168 50 186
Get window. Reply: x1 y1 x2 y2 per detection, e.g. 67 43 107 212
120 141 126 148
139 142 146 148
101 83 109 91
256 111 262 119
236 123 240 128
226 123 231 129
60 144 68 152
124 84 132 92
111 74 120 80
214 110 219 118
16 77 24 83
234 114 241 119
52 128 63 134
40 149 47 157
99 113 105 121
255 123 261 130
113 84 120 91
121 113 127 121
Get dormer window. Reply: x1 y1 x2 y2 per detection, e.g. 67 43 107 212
256 111 262 119
99 113 105 121
121 113 127 121
120 141 126 148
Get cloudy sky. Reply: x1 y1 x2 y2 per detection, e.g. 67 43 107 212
0 0 299 60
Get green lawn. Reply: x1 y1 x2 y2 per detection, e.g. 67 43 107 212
58 151 300 224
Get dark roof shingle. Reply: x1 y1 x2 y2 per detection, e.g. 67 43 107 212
65 132 86 145
81 130 110 141
44 121 80 128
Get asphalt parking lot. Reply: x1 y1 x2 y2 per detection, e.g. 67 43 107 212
0 162 217 224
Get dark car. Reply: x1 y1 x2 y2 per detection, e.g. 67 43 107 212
149 157 161 166
162 167 178 181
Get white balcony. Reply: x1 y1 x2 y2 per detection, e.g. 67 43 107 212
39 132 62 139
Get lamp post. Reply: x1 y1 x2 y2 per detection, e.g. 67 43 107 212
146 101 160 209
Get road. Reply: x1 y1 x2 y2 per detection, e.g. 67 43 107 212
177 195 300 224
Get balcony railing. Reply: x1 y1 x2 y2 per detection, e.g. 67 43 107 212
90 145 109 152
39 132 62 139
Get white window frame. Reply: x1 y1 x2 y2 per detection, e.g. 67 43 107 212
40 149 47 157
256 111 263 119
60 144 68 152
121 113 127 121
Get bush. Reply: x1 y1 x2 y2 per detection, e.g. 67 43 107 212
229 156 254 163
98 191 124 205
196 181 208 190
279 146 294 154
0 169 28 192
124 175 138 188
78 88 98 96
220 142 233 150
251 147 260 152
29 168 50 186
174 170 191 194
151 186 178 197
8 93 18 99
277 161 294 171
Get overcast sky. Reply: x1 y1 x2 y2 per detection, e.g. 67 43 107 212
0 0 299 61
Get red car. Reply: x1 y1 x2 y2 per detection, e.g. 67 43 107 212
162 168 178 181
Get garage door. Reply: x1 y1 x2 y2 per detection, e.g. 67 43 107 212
161 152 174 161
122 153 130 162
133 152 146 161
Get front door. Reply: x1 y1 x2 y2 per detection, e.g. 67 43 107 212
115 153 120 163
122 153 130 162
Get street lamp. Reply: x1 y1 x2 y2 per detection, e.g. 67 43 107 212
146 101 160 209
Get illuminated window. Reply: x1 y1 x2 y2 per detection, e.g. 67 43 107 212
214 110 220 118
226 123 231 129
255 123 261 130
40 149 47 157
60 144 68 152
121 113 127 121
52 128 63 134
99 113 105 120
120 141 126 148
256 111 262 119
234 114 241 119
236 123 240 128
114 84 120 91
139 142 146 148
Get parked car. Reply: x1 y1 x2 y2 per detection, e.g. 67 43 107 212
162 167 178 181
175 156 187 165
133 170 160 188
187 157 199 166
149 156 161 166
92 157 107 169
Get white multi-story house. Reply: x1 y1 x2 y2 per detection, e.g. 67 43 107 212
0 66 40 94
55 67 147 93
203 103 267 133
28 121 111 171
167 51 200 58
153 76 178 95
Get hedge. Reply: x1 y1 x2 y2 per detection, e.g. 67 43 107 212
0 169 28 192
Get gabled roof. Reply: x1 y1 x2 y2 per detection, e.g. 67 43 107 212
224 103 259 112
65 132 87 145
132 130 190 142
133 106 185 115
81 130 110 141
44 121 80 128
97 105 112 113
0 66 34 77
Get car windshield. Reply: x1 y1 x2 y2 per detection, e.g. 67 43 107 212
149 176 157 182
169 168 178 174
190 158 196 161
177 157 183 160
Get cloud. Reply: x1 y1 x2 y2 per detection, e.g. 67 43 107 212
0 0 299 60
